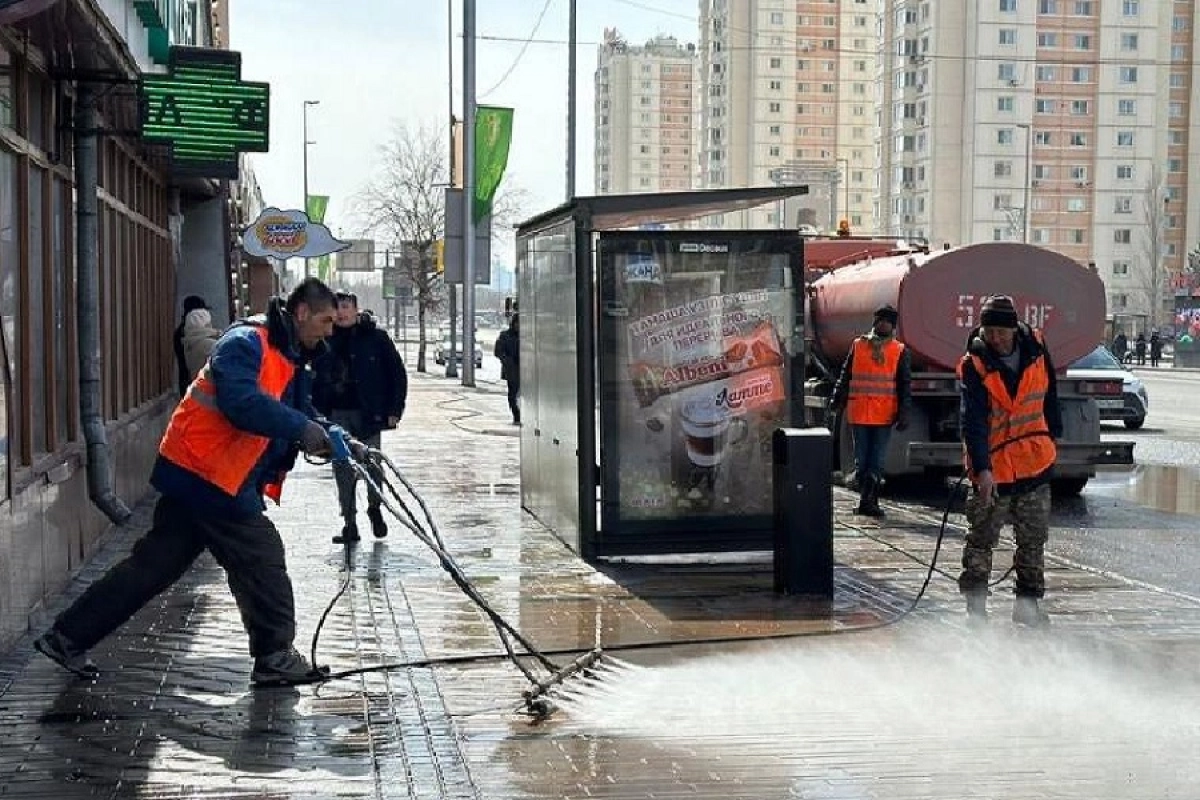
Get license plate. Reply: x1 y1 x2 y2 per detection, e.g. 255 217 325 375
1096 398 1124 409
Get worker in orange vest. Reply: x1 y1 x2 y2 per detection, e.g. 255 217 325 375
830 305 912 517
35 279 353 687
956 295 1063 628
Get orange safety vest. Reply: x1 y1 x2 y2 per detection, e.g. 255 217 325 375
846 337 904 425
956 331 1057 484
159 325 297 504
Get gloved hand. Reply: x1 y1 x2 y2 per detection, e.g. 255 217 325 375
348 438 370 461
895 412 910 432
300 422 331 456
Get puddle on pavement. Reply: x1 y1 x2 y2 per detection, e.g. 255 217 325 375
547 624 1200 798
1088 464 1200 515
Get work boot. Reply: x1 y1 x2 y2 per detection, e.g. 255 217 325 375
332 521 360 545
367 507 388 539
251 647 331 688
858 477 885 518
854 475 873 515
1012 597 1050 628
34 628 100 679
964 591 988 627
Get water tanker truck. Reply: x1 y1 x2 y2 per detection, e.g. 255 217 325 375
803 241 1136 495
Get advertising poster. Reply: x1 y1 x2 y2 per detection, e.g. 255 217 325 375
605 242 795 526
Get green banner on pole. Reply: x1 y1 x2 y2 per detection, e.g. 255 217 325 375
474 106 513 222
305 194 329 224
317 253 332 282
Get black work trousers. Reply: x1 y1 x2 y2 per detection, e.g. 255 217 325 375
55 495 296 659
506 376 521 423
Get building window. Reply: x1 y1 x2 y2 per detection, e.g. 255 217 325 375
999 29 1017 45
1032 229 1051 244
1170 102 1185 118
769 57 782 69
768 102 781 113
769 124 781 135
1120 66 1138 84
1066 197 1087 212
1117 131 1134 147
1069 132 1087 146
998 129 1014 145
998 63 1016 82
1033 164 1052 179
1069 230 1086 244
1122 0 1138 15
1037 33 1057 47
1114 197 1133 213
1036 66 1056 81
1000 0 1017 10
1168 158 1183 172
1113 261 1130 276
1170 73 1186 89
1114 229 1132 244
1035 99 1055 114
998 96 1014 112
1118 99 1136 116
1071 100 1089 115
1121 33 1138 51
769 11 784 23
1071 67 1091 83
1116 165 1134 180
1035 131 1053 145
1074 35 1091 50
995 160 1013 177
1074 1 1093 14
994 193 1013 209
1038 0 1057 12
1070 166 1088 181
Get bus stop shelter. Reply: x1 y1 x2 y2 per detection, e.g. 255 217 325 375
514 187 810 561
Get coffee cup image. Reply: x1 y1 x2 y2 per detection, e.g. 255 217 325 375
679 398 748 467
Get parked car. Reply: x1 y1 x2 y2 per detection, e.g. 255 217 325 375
434 335 483 369
1067 345 1148 429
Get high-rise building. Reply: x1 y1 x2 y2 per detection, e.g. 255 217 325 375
594 29 699 195
697 0 879 231
877 0 1200 320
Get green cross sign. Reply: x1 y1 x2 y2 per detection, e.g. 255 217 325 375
138 46 269 179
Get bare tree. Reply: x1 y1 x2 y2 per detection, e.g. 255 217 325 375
354 123 448 372
1137 166 1170 329
354 122 530 372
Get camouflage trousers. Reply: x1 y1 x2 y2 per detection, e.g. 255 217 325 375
958 482 1051 599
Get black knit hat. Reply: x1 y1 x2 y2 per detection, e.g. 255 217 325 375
874 305 899 325
980 295 1019 329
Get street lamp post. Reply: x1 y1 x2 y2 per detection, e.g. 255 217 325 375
302 99 320 278
1016 123 1032 243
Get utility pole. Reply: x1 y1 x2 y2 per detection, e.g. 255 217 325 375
1017 122 1032 243
566 0 577 200
462 0 477 387
302 100 319 278
445 0 458 378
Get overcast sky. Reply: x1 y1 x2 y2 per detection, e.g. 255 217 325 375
230 0 697 241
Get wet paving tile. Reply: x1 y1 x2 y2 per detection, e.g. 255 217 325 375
1 378 1199 798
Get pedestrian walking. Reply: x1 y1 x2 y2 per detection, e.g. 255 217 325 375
1135 333 1147 366
173 295 209 396
1149 331 1163 368
830 304 913 517
312 291 408 544
1111 332 1128 365
956 295 1063 628
181 306 222 382
495 313 521 425
35 279 348 687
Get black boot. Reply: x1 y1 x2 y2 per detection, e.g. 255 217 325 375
861 476 885 518
332 521 360 544
854 475 873 515
34 628 100 679
367 507 388 539
1012 596 1050 628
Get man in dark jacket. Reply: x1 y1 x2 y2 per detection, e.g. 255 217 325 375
494 313 520 425
35 279 341 687
313 291 408 544
957 295 1063 628
174 294 209 396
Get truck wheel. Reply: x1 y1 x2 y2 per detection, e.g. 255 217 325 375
1124 417 1145 430
1051 477 1089 497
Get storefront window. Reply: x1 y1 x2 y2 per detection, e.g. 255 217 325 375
0 148 18 491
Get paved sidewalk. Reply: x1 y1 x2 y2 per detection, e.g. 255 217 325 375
1 371 1199 799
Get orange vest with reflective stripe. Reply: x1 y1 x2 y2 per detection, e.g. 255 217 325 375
957 331 1057 484
846 337 904 425
159 325 296 503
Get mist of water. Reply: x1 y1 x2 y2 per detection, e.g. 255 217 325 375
551 624 1200 797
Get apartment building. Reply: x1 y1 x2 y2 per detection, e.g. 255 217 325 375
697 0 879 231
877 0 1200 320
595 29 698 195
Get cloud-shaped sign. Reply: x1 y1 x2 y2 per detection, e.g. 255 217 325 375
242 207 350 259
